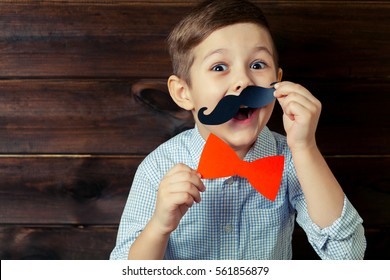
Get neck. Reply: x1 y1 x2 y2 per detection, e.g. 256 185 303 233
233 144 251 160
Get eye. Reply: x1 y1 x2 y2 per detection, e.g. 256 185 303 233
211 64 228 72
250 61 266 70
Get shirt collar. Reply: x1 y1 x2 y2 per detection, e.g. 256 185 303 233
244 126 278 162
189 125 207 168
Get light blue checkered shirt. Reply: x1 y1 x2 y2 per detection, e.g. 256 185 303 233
110 126 366 259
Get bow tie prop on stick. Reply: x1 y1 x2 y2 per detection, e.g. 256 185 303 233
197 134 284 201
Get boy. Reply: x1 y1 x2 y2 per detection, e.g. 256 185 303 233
110 0 366 259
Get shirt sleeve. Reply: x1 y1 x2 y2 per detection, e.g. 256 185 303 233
287 156 366 260
109 161 158 260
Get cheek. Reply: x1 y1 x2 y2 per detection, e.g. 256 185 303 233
258 102 275 121
192 88 225 110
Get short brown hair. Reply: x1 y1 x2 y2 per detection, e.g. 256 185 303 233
167 0 278 85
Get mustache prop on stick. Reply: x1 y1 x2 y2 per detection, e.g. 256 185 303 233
197 85 276 125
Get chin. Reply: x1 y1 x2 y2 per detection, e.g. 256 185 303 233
214 125 256 150
227 128 260 147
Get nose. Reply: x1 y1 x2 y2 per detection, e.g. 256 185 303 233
232 69 253 95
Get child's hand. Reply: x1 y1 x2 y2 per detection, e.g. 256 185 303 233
150 163 205 236
274 82 322 152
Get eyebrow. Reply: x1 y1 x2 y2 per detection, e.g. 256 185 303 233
202 48 227 62
202 45 273 63
254 46 273 56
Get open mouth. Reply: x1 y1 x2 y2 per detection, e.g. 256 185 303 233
233 106 256 121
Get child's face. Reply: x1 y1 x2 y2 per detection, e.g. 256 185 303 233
183 23 281 157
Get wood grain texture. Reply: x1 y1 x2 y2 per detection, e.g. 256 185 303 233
0 157 140 225
0 156 388 226
326 157 390 227
0 226 387 260
0 226 117 260
0 79 193 155
0 2 388 79
0 79 388 155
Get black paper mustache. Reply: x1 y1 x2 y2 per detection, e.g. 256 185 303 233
198 85 275 125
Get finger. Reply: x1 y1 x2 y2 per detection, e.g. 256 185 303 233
165 163 200 179
164 167 205 192
274 81 308 96
167 181 203 203
277 91 318 114
274 82 319 104
166 192 195 209
173 170 206 192
274 83 321 120
281 100 313 123
157 184 197 210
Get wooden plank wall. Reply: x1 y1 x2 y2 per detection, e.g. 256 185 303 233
0 0 388 260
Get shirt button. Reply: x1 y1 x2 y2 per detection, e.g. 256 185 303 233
225 177 235 186
224 225 233 233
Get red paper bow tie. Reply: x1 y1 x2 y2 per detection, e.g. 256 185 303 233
197 133 284 201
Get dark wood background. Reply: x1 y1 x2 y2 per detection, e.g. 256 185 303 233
0 0 388 260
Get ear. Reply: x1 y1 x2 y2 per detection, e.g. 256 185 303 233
167 75 194 111
277 68 283 82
